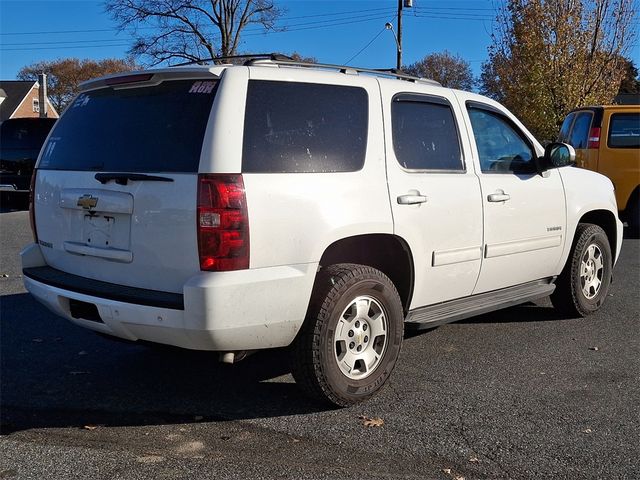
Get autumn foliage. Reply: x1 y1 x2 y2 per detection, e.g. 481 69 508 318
404 51 475 91
481 0 636 142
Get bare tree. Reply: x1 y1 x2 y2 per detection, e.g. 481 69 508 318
404 51 475 90
481 0 636 141
105 0 282 65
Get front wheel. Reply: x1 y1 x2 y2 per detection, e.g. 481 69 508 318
551 223 612 317
291 264 404 407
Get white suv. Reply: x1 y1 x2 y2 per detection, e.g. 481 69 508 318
21 56 623 407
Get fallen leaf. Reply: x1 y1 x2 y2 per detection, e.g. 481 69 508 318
194 415 204 421
442 468 452 475
2 274 9 278
83 425 99 431
589 347 599 351
358 415 384 427
31 338 44 343
78 351 88 356
469 457 480 463
69 371 90 375
583 428 592 434
454 476 465 480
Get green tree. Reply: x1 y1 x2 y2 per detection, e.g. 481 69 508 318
404 51 475 90
481 0 636 141
18 57 137 112
106 0 282 65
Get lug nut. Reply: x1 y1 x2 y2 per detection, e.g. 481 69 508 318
357 345 362 352
348 330 354 337
364 336 369 343
363 324 367 331
349 342 355 349
355 321 360 328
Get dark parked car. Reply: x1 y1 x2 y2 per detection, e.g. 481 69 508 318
0 117 56 196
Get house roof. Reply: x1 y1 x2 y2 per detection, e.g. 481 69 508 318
0 80 36 122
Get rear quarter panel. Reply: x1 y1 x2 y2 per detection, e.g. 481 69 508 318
202 66 393 269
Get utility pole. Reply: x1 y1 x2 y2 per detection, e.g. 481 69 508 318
396 0 403 71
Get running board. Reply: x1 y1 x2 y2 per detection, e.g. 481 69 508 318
405 278 555 329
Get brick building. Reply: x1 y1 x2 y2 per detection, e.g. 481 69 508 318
0 80 59 122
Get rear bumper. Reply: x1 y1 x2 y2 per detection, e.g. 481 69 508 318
21 243 316 351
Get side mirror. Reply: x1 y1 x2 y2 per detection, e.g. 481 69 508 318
543 142 576 169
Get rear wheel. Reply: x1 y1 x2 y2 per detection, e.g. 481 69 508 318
551 223 612 317
291 264 404 407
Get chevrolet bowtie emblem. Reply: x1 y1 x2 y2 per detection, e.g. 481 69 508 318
77 194 98 210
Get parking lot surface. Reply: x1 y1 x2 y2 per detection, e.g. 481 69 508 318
1 206 638 479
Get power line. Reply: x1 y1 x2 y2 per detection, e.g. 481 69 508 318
0 8 499 52
344 23 390 64
0 6 396 36
1 44 131 52
1 13 396 50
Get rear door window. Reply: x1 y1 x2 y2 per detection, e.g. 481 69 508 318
242 80 368 173
38 79 218 172
568 112 593 149
392 96 464 171
608 112 640 148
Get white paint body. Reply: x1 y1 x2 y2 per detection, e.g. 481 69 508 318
22 64 623 351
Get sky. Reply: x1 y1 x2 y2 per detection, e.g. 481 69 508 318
0 0 638 82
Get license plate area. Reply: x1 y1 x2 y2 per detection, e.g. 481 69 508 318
69 212 131 251
84 214 115 248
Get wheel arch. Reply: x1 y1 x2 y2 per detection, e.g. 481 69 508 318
578 209 618 260
318 234 415 314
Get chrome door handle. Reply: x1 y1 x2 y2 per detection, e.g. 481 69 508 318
487 191 510 202
397 190 428 205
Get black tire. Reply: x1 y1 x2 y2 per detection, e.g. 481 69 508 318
291 263 404 407
625 195 639 238
551 223 612 317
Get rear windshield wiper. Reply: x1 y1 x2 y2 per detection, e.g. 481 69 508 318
94 173 174 186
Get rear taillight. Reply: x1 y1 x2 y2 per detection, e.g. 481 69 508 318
197 174 249 271
587 127 601 149
29 169 38 242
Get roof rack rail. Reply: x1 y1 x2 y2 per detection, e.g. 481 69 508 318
244 57 441 86
171 53 441 86
171 53 292 67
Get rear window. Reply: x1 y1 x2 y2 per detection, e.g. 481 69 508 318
38 79 217 172
568 112 593 149
242 80 368 173
608 112 640 148
0 118 56 151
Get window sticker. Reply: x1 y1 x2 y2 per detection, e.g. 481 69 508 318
189 81 216 94
72 94 90 108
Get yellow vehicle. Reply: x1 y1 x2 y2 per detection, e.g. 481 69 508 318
559 105 640 231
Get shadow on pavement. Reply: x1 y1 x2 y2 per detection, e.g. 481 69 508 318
0 293 330 435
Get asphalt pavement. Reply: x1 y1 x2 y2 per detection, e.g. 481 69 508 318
1 205 638 479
